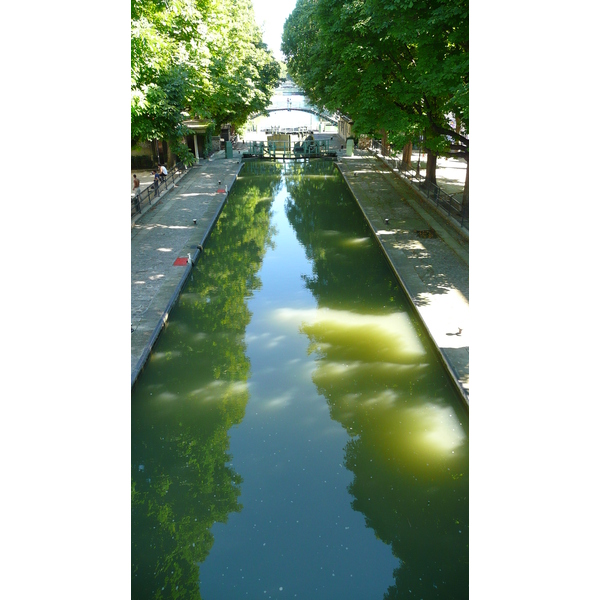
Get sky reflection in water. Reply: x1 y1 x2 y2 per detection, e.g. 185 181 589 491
131 160 468 600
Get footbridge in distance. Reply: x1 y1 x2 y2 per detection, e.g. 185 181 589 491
250 103 339 125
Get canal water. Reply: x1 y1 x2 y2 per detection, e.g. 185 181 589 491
131 160 468 599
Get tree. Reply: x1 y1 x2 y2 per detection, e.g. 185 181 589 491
131 0 281 164
282 0 468 187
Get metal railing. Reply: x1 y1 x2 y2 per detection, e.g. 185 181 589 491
249 105 340 124
131 161 188 218
369 142 468 230
245 139 334 159
264 125 309 135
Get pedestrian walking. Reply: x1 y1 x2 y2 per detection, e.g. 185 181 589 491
132 174 141 211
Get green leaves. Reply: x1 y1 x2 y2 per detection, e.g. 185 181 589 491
132 0 281 149
282 0 469 163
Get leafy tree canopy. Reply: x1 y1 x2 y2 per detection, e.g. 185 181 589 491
282 0 468 161
132 0 281 159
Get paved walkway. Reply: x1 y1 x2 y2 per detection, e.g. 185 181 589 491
369 149 468 200
131 142 468 403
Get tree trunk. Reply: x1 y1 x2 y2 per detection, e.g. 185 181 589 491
425 150 437 186
154 139 160 165
382 129 388 156
166 141 174 168
402 142 413 168
462 160 469 216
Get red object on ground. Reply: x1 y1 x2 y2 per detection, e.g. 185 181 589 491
173 257 188 266
217 188 226 193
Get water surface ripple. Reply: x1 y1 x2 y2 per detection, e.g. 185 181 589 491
131 160 468 599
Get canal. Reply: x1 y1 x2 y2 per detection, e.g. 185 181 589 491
131 159 468 599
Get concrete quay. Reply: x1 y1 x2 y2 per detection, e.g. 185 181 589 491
131 144 468 405
337 151 469 402
131 154 244 386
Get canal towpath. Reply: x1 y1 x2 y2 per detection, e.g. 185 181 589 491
336 149 469 402
131 139 469 402
131 152 245 385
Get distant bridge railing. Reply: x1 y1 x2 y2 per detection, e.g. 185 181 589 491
250 106 339 125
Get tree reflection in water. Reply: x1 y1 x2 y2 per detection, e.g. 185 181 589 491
284 160 469 599
131 164 281 599
131 160 468 599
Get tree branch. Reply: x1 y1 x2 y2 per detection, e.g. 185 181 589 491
431 123 469 146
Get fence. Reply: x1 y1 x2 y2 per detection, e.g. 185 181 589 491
245 139 334 159
131 161 188 218
369 141 468 230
